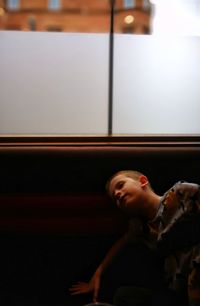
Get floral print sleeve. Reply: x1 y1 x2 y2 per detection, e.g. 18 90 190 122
157 181 200 306
157 181 200 254
173 181 200 213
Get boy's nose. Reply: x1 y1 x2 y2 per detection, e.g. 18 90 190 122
115 190 121 199
114 191 123 208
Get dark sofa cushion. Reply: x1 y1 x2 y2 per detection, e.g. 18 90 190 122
0 193 128 234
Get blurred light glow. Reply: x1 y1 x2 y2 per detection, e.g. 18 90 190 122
124 15 134 24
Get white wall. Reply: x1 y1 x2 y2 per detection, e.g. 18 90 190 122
113 35 200 135
1 31 200 136
0 31 109 135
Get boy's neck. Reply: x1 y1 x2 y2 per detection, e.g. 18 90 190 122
146 192 162 221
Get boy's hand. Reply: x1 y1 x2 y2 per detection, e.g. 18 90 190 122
69 271 101 303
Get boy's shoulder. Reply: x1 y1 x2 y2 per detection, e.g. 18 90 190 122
164 180 200 203
158 181 200 255
172 180 200 192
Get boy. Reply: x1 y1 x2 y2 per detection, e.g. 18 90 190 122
70 170 200 306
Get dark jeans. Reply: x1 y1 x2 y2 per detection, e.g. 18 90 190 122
113 286 188 306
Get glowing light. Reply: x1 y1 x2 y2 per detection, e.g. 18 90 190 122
124 15 134 24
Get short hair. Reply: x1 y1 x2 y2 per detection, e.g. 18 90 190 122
106 170 152 197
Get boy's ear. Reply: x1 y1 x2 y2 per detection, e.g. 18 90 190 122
139 175 149 187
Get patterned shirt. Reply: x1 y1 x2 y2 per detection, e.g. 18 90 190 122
127 181 200 305
156 181 200 305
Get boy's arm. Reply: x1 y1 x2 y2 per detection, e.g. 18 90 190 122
69 218 144 302
96 234 127 274
69 234 127 303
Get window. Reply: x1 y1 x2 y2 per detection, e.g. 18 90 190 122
7 0 19 10
48 0 61 11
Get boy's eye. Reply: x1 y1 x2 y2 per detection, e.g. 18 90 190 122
118 181 124 189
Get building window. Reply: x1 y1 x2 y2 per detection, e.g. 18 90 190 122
7 0 20 10
48 0 61 11
123 0 135 9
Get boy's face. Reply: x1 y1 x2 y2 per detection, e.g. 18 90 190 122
108 174 147 215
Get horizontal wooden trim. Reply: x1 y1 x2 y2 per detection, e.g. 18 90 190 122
0 135 200 147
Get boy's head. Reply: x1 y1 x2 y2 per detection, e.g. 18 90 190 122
106 170 153 215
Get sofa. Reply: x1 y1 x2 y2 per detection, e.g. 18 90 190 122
0 136 200 306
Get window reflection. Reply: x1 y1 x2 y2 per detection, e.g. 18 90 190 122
0 0 200 35
115 0 152 34
0 0 111 32
0 0 153 34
